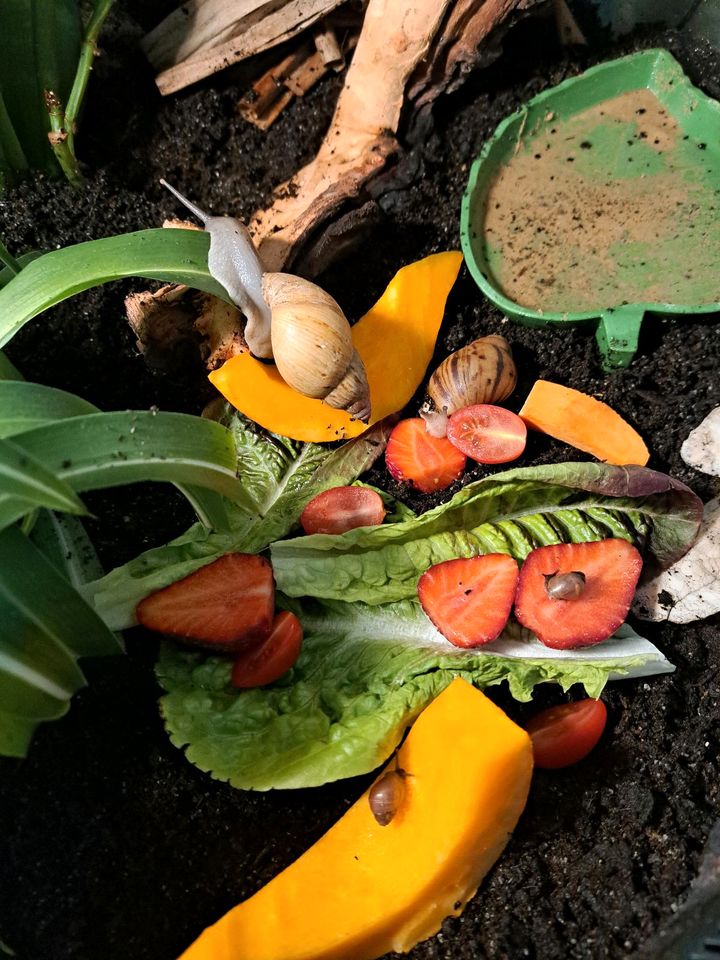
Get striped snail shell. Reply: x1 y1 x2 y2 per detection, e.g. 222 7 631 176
427 335 516 415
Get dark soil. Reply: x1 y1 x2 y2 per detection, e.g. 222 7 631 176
1 5 720 960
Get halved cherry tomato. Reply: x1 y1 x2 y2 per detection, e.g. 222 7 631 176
526 699 607 769
300 486 385 535
446 404 527 464
231 611 303 688
385 417 466 493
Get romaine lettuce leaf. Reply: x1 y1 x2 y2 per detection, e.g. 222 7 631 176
157 598 672 790
271 462 702 605
84 414 394 630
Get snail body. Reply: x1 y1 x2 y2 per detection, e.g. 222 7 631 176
427 334 516 415
160 180 370 421
544 571 586 600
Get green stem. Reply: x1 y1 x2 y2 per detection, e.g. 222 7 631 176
44 89 81 186
0 240 20 275
45 0 115 187
64 0 115 159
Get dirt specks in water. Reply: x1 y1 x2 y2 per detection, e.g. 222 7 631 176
482 88 720 313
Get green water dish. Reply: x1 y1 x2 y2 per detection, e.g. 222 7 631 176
460 48 720 370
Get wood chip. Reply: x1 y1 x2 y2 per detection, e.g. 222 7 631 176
313 21 344 71
237 46 311 130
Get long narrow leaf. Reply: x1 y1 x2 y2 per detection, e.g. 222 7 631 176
0 85 28 177
0 436 87 521
31 509 106 589
175 484 231 532
0 411 255 532
0 351 22 381
0 380 98 437
0 251 44 289
0 524 121 757
0 229 228 348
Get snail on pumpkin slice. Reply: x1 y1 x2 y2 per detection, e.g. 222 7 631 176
160 180 371 422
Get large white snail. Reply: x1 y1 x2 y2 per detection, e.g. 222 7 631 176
160 180 371 422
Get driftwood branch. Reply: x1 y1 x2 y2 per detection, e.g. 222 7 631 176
248 0 456 271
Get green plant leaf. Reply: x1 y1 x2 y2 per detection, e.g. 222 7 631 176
0 380 98 437
0 86 28 185
0 351 23 381
271 462 703 604
0 252 43 289
174 484 231 533
0 229 227 348
157 598 672 790
0 523 121 758
31 509 106 588
84 415 394 630
0 0 81 176
0 410 255 532
0 436 87 522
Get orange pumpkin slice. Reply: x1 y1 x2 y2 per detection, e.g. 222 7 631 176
209 251 463 442
179 678 533 960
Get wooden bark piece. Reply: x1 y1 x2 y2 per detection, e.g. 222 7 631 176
127 284 245 372
250 0 454 271
408 0 543 108
148 0 346 96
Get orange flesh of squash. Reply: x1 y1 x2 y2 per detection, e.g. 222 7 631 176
208 251 463 443
179 678 533 960
519 380 649 466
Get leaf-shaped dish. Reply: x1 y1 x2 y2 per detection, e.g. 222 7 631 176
461 49 720 369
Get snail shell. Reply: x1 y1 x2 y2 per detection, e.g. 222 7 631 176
264 273 371 422
427 334 516 415
368 768 406 826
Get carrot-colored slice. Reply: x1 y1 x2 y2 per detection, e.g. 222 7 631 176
519 380 649 466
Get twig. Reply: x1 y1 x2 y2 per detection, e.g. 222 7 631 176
513 108 528 155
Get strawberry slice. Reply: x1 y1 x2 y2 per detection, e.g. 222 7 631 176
231 610 303 688
136 553 274 652
385 418 466 494
418 554 519 647
514 539 643 649
301 486 385 535
446 404 527 464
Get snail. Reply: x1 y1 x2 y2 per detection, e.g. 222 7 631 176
544 571 586 600
368 766 407 826
426 334 517 417
160 180 371 421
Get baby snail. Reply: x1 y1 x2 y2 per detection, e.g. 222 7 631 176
544 571 587 600
160 179 371 421
368 766 407 826
426 334 517 420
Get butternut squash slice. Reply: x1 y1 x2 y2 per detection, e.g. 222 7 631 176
208 252 463 443
179 678 533 960
519 380 649 466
